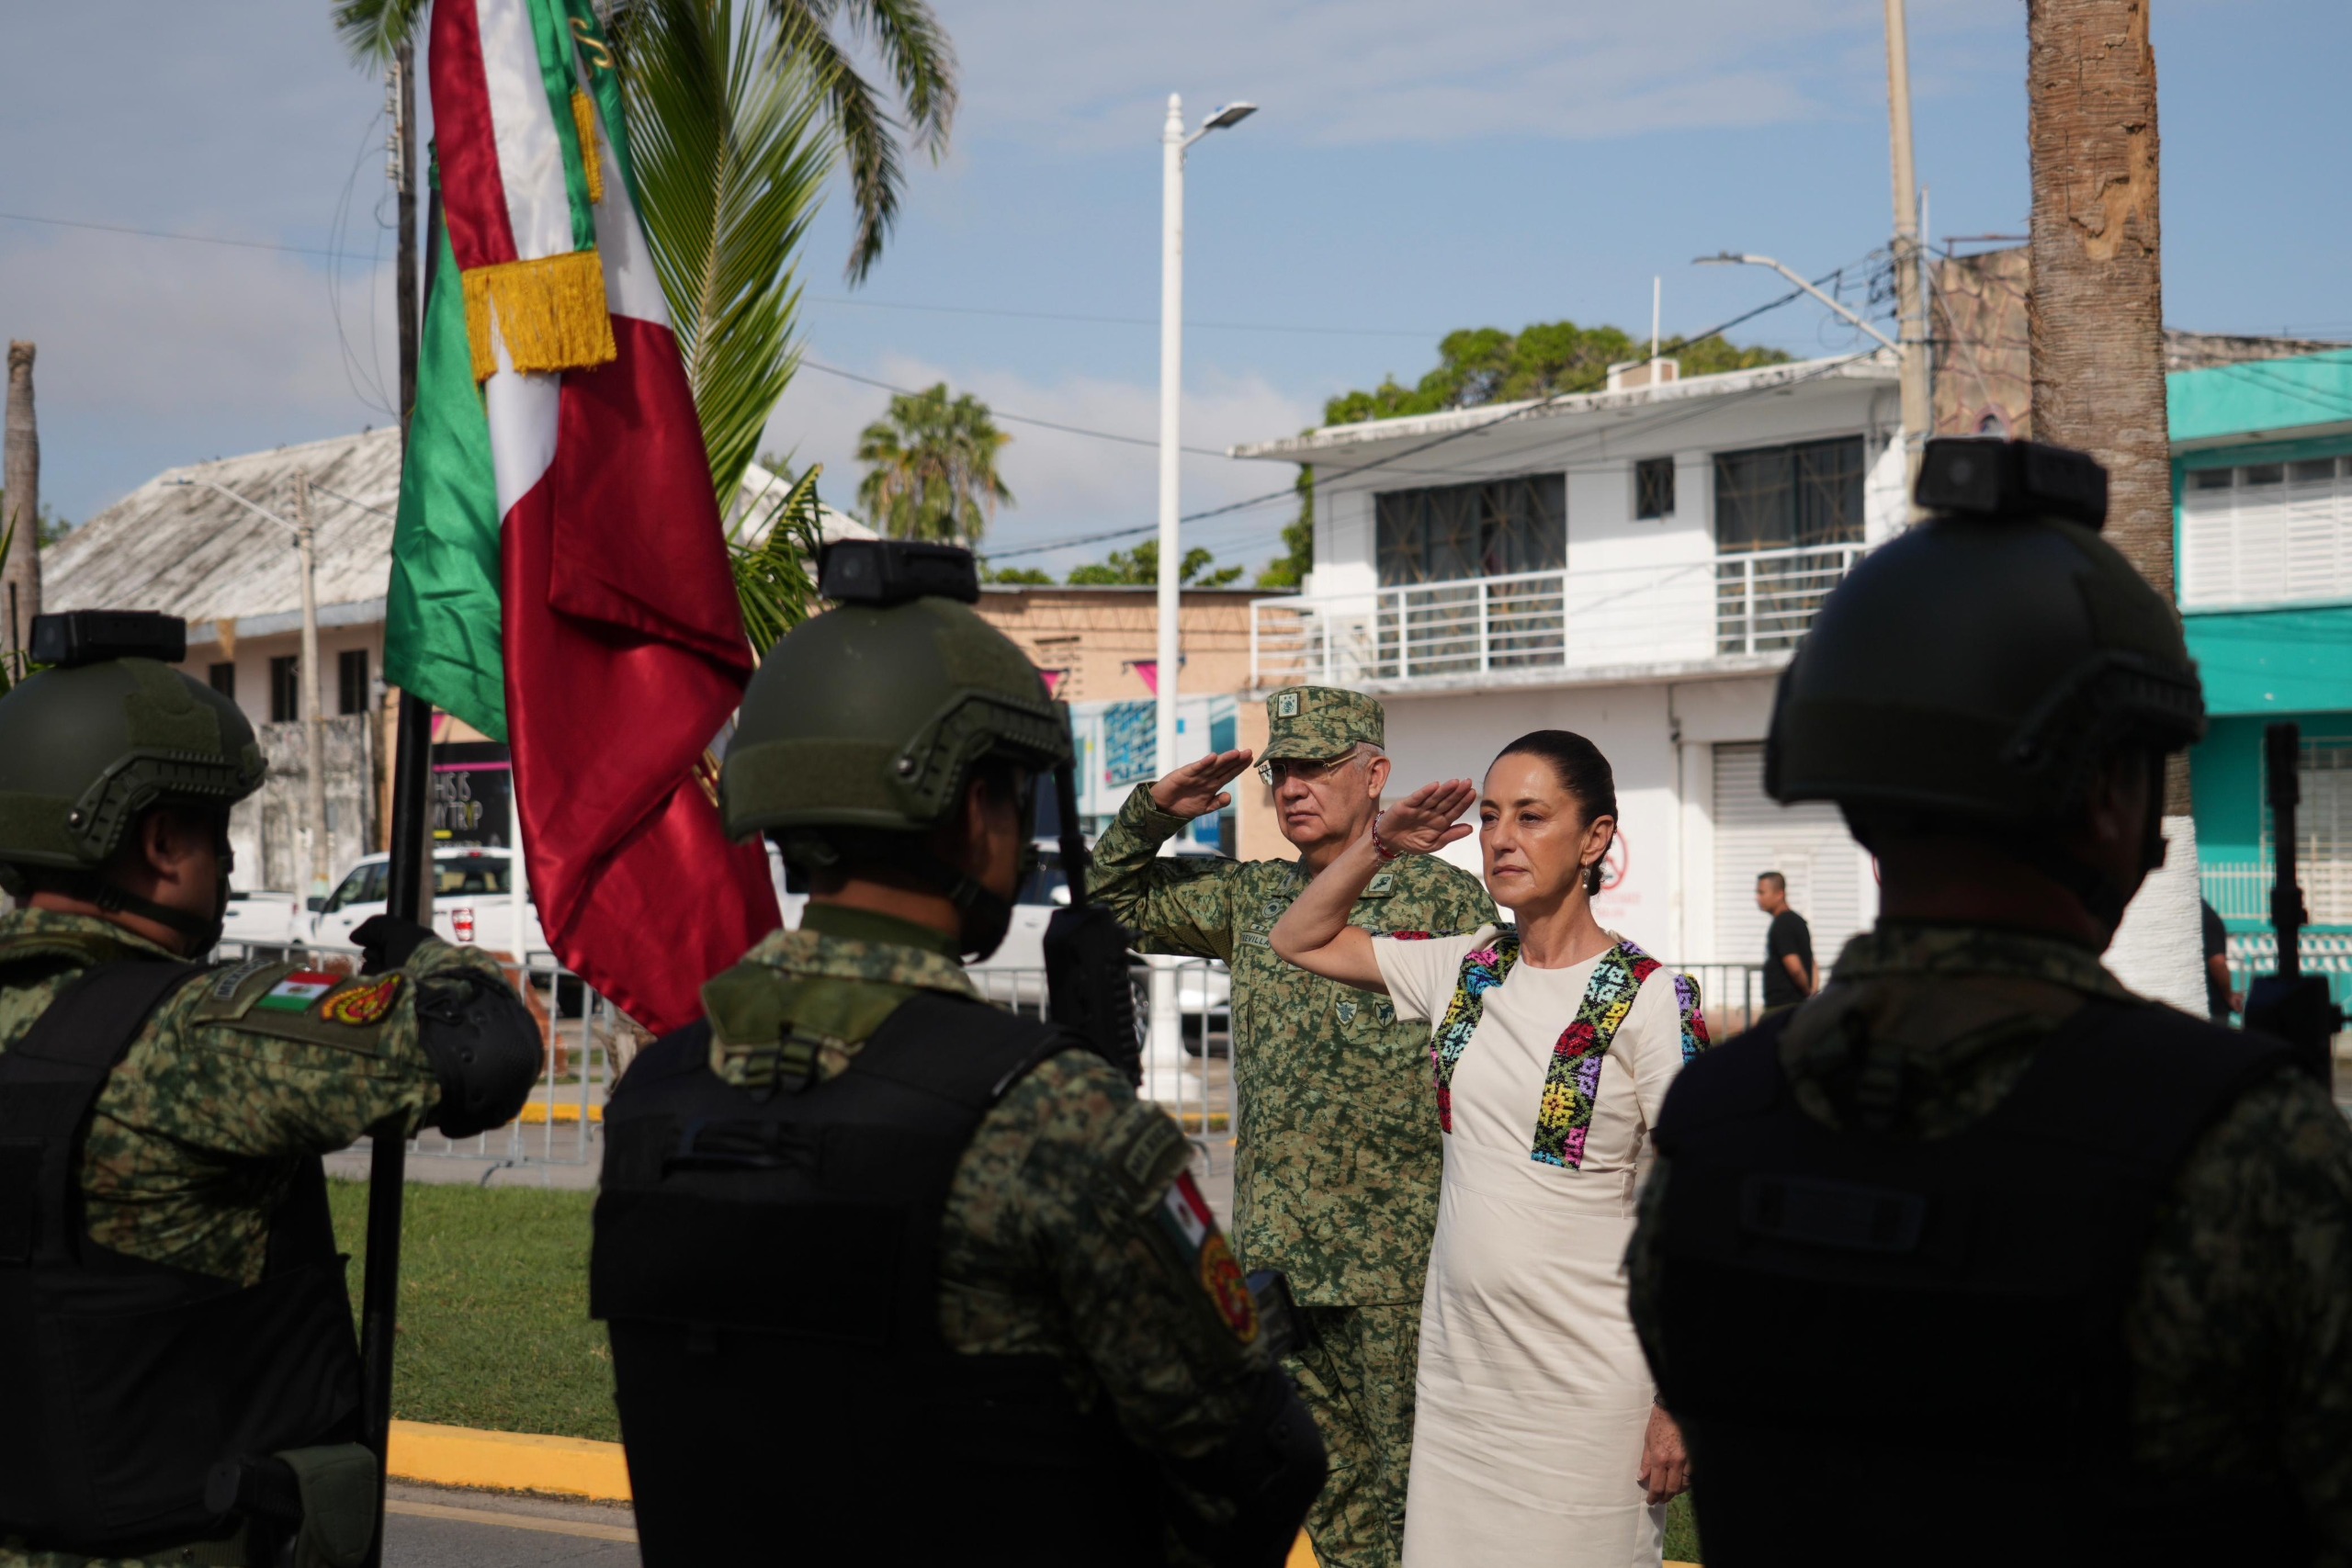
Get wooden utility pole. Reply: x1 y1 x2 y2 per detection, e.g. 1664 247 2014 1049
292 472 332 905
2026 0 2179 808
3 341 40 670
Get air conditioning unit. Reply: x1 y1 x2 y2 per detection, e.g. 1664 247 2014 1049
1607 358 1680 392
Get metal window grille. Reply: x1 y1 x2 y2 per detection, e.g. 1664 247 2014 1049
208 662 236 700
1634 456 1676 521
268 656 300 723
1374 474 1566 587
337 649 370 716
1713 436 1866 653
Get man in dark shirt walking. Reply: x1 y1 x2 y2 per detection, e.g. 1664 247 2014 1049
1756 871 1814 1014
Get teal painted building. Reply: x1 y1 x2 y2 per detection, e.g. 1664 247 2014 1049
2171 351 2352 1005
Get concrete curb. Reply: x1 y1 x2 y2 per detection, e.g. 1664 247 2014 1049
514 1100 602 1124
387 1420 630 1501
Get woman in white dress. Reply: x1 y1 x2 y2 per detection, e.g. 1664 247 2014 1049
1272 729 1706 1568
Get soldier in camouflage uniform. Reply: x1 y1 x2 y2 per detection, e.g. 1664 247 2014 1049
1091 686 1496 1568
0 614 541 1568
591 544 1325 1568
1627 439 2352 1563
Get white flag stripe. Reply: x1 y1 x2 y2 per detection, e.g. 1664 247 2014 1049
586 97 669 328
472 0 574 264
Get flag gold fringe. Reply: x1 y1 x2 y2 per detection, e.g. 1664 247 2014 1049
461 251 616 382
571 90 605 205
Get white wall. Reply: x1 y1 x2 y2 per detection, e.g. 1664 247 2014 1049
1377 683 1680 958
179 624 388 727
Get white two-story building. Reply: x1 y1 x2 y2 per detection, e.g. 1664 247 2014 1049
1235 350 1909 995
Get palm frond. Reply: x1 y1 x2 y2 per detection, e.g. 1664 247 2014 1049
763 0 955 282
622 0 832 509
330 0 424 63
730 462 826 655
0 507 15 694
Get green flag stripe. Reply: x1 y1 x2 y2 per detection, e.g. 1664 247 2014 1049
527 0 598 252
387 207 508 740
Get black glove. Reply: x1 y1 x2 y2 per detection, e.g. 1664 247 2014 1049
351 915 435 975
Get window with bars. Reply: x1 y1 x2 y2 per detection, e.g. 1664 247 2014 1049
1712 435 1867 554
269 656 300 723
1634 456 1676 521
1374 474 1566 585
2179 455 2352 609
338 649 370 716
2262 739 2352 924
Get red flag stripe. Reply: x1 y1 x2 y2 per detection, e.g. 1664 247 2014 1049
428 0 521 272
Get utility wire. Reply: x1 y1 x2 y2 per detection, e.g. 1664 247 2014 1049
797 360 1238 457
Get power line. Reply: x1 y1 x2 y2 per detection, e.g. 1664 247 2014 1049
797 360 1240 458
0 209 352 262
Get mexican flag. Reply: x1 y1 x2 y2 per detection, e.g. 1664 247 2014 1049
387 0 779 1034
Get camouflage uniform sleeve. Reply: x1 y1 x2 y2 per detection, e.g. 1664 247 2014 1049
131 937 511 1158
990 1052 1273 1458
1087 783 1241 962
2126 1068 2352 1558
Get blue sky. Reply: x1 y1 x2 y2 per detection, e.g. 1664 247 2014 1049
3 0 2346 578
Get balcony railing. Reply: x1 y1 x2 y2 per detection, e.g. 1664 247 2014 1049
1251 542 1868 688
2203 860 2352 926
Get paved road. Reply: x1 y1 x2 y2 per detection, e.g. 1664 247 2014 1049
383 1483 639 1567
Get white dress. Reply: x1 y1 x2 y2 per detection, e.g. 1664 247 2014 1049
1372 924 1705 1568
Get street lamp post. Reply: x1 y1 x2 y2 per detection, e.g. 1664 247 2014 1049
169 476 331 906
1151 92 1256 1092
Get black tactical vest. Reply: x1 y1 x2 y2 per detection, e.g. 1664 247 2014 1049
593 987 1170 1568
0 959 365 1557
1646 998 2310 1567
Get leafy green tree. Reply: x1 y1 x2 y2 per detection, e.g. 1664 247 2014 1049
1255 466 1312 591
854 382 1013 544
331 0 955 283
1323 321 1791 425
983 564 1055 585
1068 539 1241 588
0 491 65 547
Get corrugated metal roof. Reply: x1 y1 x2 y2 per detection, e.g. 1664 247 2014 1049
46 434 877 631
45 428 402 625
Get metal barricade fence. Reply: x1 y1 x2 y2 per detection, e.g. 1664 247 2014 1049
218 940 1764 1185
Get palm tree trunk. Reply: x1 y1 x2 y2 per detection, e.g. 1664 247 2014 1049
2026 0 2180 811
2029 0 2210 1013
3 340 40 668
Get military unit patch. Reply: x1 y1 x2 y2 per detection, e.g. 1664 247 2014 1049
253 972 342 1013
318 975 402 1027
209 954 276 1000
1159 1172 1259 1343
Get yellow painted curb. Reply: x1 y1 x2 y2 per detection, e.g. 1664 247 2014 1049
514 1100 604 1124
387 1419 630 1502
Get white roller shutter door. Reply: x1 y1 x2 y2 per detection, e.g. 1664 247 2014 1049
1712 742 1867 972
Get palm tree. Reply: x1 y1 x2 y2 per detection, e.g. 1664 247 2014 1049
854 383 1013 545
330 0 954 284
2025 0 2177 809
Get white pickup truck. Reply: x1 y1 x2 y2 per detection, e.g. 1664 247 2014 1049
309 846 549 955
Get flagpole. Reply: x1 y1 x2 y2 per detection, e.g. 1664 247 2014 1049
359 46 427 1568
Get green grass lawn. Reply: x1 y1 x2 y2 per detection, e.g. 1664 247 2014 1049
327 1179 618 1442
1666 1493 1701 1561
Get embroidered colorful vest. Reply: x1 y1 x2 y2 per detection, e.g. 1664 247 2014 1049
1429 931 1710 1168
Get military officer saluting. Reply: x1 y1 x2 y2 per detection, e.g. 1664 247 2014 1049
0 612 541 1568
1630 440 2352 1564
591 543 1326 1568
1090 686 1496 1568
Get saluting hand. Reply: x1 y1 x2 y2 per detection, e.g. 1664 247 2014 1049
1150 749 1256 820
1371 779 1477 856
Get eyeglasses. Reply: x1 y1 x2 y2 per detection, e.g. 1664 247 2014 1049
1257 750 1363 788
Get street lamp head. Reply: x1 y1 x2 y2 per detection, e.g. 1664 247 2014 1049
1203 102 1258 131
1693 252 1742 266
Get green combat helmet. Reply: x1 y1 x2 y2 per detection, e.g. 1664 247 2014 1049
721 540 1072 956
1765 437 2203 918
0 611 265 940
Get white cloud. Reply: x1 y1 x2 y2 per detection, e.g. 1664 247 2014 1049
936 0 2007 149
763 355 1317 575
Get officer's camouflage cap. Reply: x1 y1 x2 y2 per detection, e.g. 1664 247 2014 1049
1261 686 1384 761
